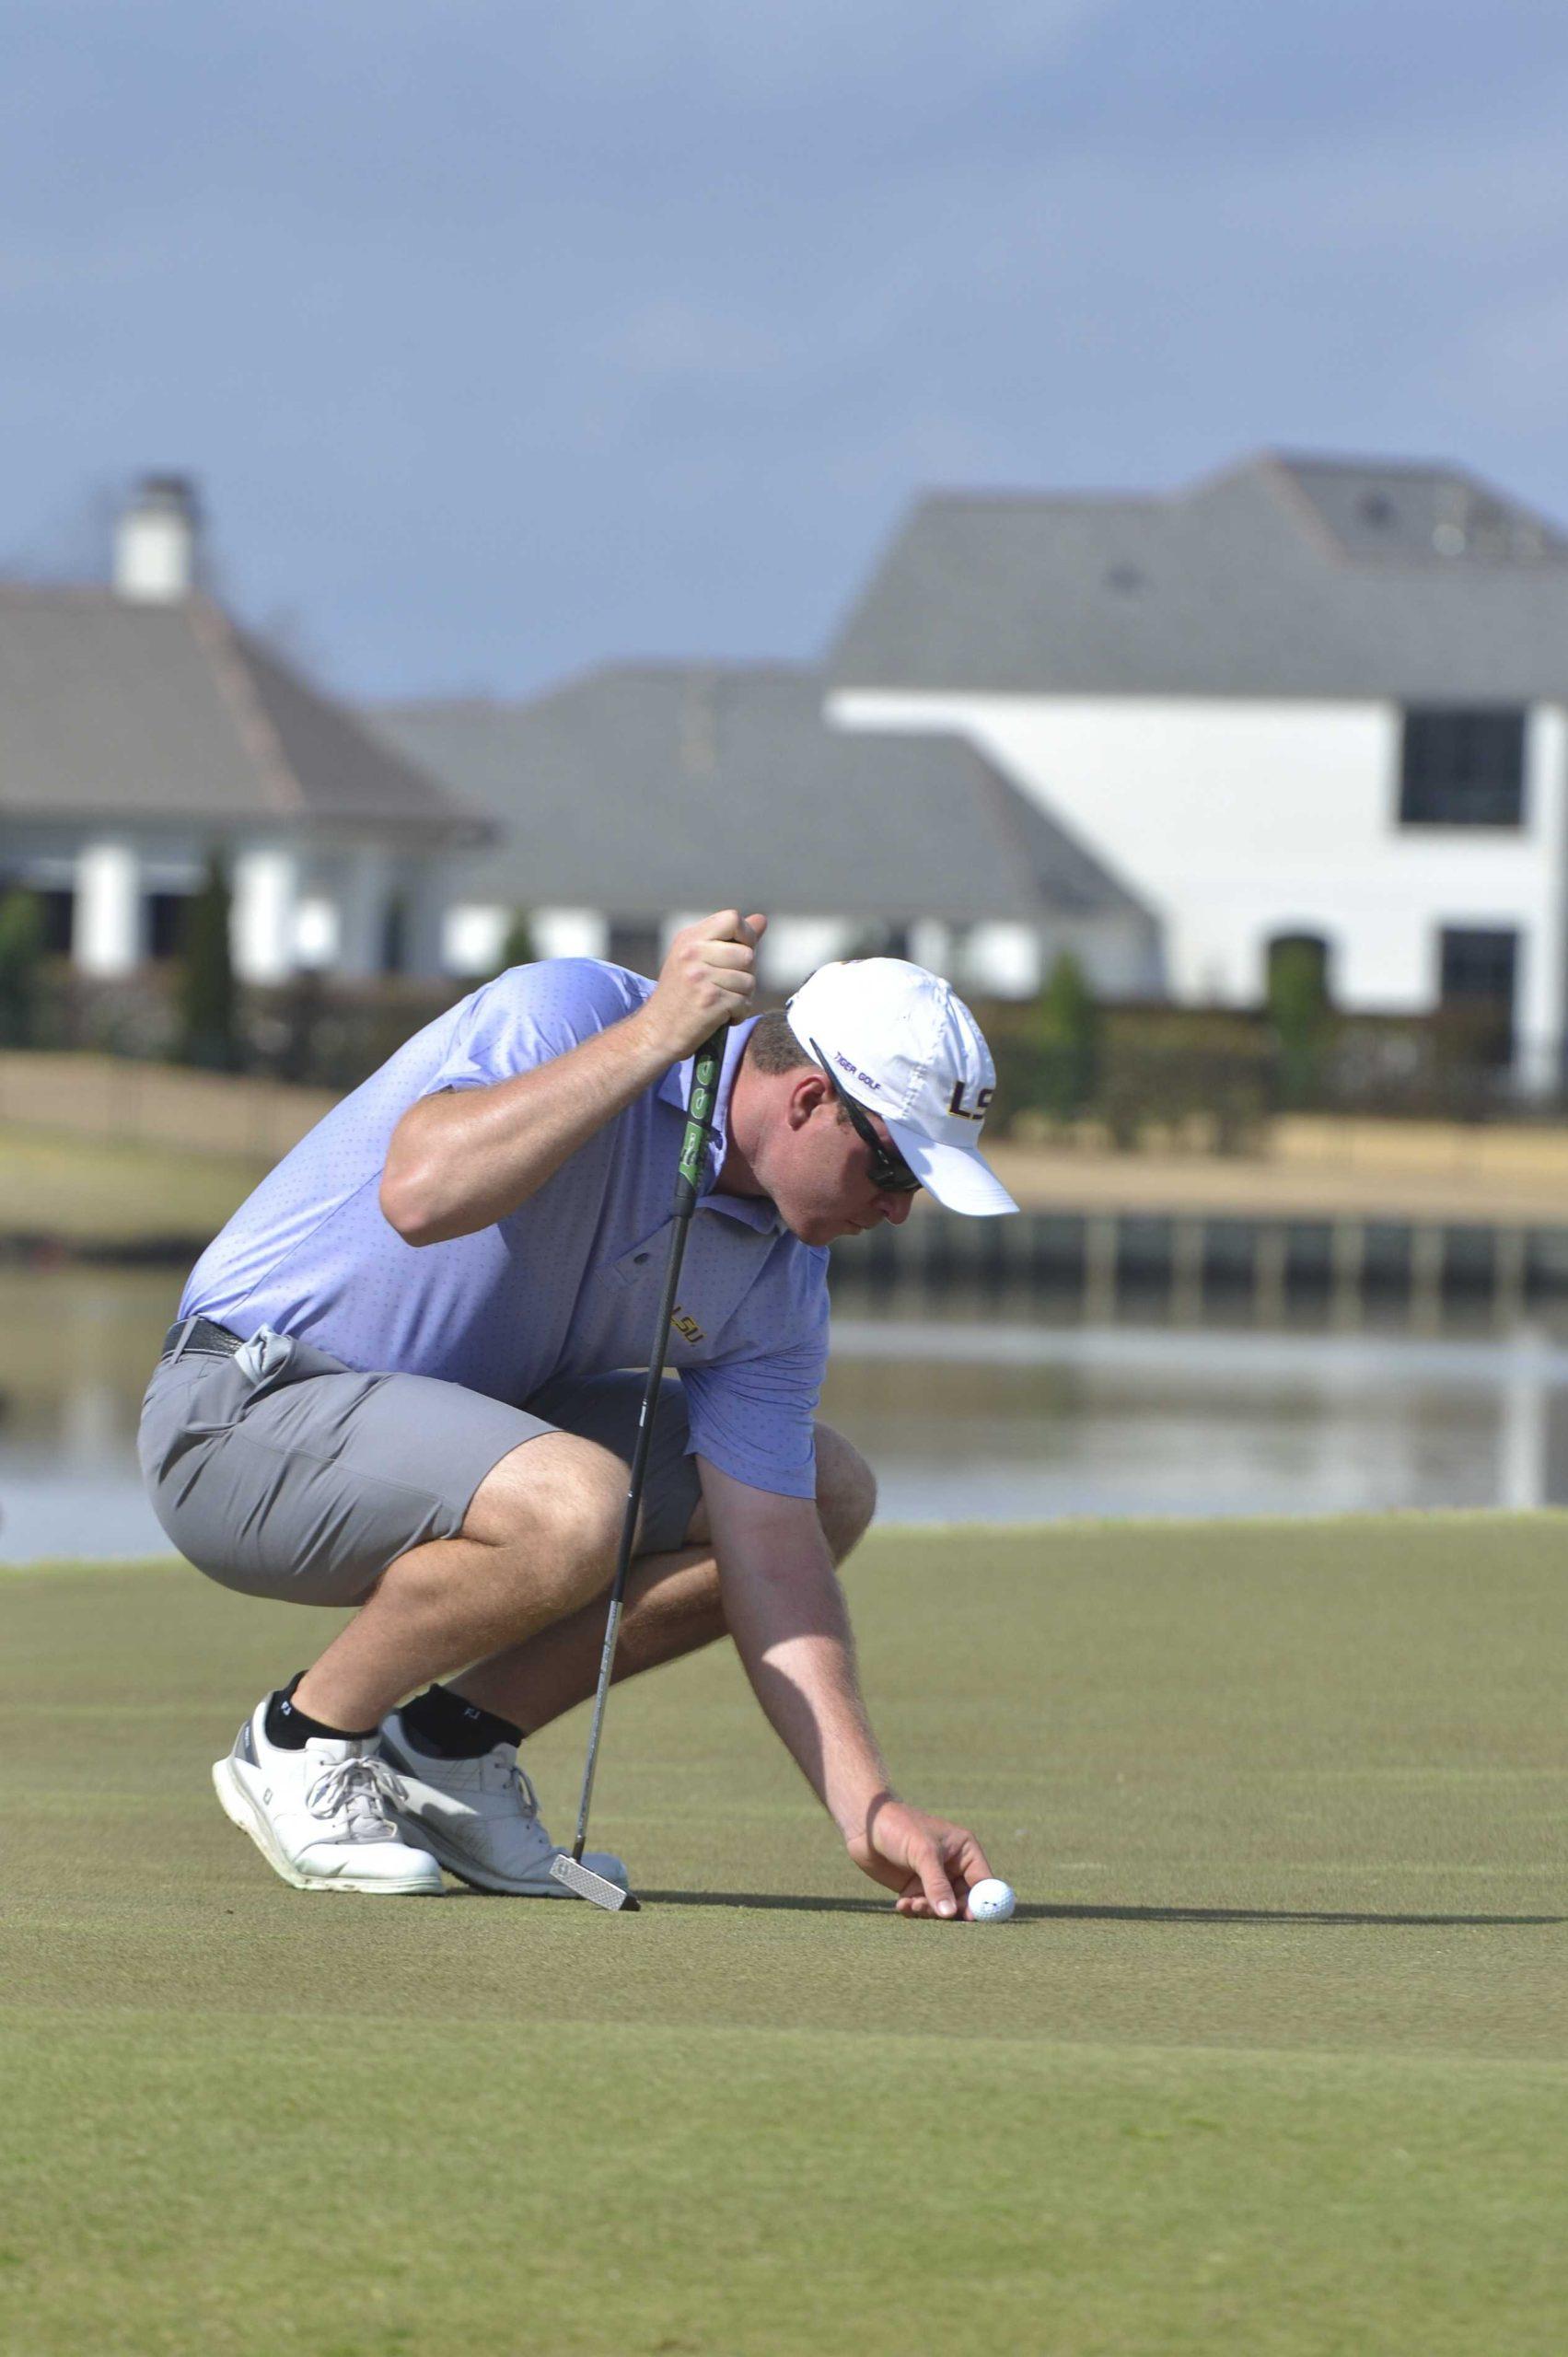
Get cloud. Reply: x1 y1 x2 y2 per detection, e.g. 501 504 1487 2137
819 407 1028 503
525 0 1113 110
601 300 788 384
0 230 157 300
1456 285 1568 431
4 0 1568 696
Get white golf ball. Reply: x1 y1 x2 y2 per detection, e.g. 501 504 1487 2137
966 1877 1016 1923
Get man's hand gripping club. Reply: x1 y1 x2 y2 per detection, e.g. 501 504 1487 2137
640 910 768 1062
379 911 766 1247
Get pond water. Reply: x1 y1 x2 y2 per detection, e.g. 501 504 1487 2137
8 1272 1565 1564
3 1267 1568 1563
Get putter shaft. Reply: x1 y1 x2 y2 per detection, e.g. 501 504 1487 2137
565 1025 727 1882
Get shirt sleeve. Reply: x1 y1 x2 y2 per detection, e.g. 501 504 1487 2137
419 960 643 1097
679 1294 830 1500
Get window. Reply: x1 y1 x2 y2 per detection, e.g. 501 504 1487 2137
380 896 408 976
1399 709 1525 827
1438 927 1516 1065
38 890 74 956
1439 927 1516 1005
145 892 187 960
606 923 663 979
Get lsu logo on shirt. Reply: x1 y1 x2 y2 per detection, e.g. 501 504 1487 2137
670 1307 705 1345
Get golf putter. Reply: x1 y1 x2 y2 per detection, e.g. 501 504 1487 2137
551 1022 728 1911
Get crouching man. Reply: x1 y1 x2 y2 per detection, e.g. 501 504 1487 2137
139 911 1017 1916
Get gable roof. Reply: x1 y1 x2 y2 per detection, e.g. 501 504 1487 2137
827 452 1568 702
373 662 1149 925
0 586 485 842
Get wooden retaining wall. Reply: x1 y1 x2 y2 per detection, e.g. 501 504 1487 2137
832 1208 1568 1318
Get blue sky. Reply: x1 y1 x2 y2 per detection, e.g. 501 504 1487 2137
3 0 1566 700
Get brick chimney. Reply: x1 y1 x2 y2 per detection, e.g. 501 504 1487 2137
113 473 200 601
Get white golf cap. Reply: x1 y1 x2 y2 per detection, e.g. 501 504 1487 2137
784 958 1018 1217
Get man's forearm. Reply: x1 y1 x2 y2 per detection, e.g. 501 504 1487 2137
380 1005 674 1244
743 1624 895 1838
701 1459 993 1918
714 1524 893 1838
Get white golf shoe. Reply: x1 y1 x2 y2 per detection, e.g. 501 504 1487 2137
379 1710 630 1898
213 1695 445 1896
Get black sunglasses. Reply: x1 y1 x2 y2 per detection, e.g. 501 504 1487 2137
807 1038 922 1195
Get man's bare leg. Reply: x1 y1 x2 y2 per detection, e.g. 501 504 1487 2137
292 1431 626 1732
450 1422 877 1734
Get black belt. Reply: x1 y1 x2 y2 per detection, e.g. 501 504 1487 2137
161 1317 242 1362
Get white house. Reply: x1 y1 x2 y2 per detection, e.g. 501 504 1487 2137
374 660 1158 1000
0 476 484 985
827 452 1568 1086
3 474 1153 1006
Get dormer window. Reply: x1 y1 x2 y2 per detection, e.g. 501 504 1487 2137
1398 708 1525 828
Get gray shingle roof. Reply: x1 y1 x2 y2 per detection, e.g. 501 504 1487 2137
827 452 1568 701
373 663 1148 924
0 587 484 841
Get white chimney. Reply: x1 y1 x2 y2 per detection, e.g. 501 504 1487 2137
113 473 200 602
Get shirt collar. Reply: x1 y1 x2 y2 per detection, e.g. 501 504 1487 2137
656 1016 782 1235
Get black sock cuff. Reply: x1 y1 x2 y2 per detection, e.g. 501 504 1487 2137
399 1683 523 1759
264 1675 378 1752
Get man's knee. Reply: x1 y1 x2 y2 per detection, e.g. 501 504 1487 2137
814 1422 877 1562
461 1431 624 1600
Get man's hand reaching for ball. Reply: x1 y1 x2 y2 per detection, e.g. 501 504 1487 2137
848 1794 996 1921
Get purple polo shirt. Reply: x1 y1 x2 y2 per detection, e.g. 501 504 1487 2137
179 960 830 1497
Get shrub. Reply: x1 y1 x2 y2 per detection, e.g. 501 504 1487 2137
0 888 46 1047
1034 951 1099 1122
1098 1008 1272 1154
1267 936 1333 1107
498 911 536 972
177 853 238 1070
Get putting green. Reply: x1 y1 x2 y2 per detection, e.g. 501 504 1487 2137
2 1516 1565 2354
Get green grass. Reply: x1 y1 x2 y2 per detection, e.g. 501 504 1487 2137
3 1516 1566 2354
0 1126 261 1245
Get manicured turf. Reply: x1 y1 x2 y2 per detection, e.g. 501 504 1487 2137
3 1516 1565 2354
0 1126 261 1246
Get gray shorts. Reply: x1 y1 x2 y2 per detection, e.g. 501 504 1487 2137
137 1325 703 1608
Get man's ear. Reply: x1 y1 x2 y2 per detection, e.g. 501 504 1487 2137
785 1069 831 1132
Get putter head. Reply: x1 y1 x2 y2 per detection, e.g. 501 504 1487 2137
550 1852 641 1911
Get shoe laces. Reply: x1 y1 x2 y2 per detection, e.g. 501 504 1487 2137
307 1754 408 1843
492 1752 542 1819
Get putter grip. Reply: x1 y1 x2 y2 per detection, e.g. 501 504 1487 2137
671 1027 727 1218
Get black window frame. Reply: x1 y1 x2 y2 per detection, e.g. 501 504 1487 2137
37 889 75 957
1438 926 1518 1007
1399 707 1526 830
380 896 409 977
145 890 188 962
1437 925 1518 1069
605 922 664 981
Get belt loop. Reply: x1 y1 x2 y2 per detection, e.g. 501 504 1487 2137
169 1316 199 1364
